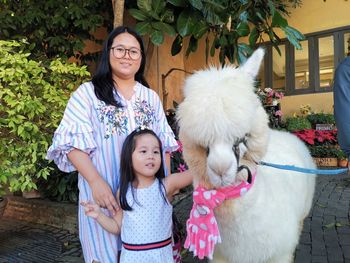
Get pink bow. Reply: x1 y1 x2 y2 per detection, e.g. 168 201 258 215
184 172 256 260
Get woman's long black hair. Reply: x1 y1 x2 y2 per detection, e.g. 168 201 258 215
119 128 168 211
92 26 149 108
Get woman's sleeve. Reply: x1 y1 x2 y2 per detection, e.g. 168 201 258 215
152 92 179 153
334 58 350 159
46 84 97 172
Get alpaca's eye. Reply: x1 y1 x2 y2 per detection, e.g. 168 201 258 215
206 147 210 156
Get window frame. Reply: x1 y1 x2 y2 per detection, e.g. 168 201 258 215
261 25 350 96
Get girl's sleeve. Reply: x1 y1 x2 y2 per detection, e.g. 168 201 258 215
46 84 97 172
152 92 179 153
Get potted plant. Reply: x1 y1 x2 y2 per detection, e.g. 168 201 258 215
293 129 338 167
309 145 339 167
286 117 312 132
293 129 337 146
307 112 335 125
336 149 348 168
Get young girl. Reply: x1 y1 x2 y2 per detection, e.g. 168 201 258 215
81 128 192 263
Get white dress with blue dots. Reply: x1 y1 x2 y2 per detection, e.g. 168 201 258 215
120 179 174 263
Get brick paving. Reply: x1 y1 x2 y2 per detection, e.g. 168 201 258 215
0 172 349 263
294 172 350 263
0 218 83 263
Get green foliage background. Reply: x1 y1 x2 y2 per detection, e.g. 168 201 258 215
0 40 90 196
0 0 113 62
286 117 312 132
127 0 304 65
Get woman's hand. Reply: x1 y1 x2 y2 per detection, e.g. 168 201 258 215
90 177 119 215
81 201 101 219
67 149 119 215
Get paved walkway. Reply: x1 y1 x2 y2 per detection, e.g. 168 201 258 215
0 172 349 263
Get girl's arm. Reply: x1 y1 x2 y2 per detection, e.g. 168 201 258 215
81 201 123 235
165 170 193 197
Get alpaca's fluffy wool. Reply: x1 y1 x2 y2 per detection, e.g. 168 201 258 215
177 49 316 263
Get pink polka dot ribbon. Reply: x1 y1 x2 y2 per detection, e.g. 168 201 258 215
184 172 256 260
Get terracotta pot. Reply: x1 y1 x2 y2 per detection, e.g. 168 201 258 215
337 159 348 168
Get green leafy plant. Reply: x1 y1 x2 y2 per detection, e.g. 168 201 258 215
37 166 78 203
0 0 113 62
166 108 188 174
127 0 304 65
0 40 90 194
286 117 312 132
306 113 335 128
336 149 347 160
309 146 339 158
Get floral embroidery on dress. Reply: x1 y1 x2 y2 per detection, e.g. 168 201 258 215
133 98 156 129
96 101 128 139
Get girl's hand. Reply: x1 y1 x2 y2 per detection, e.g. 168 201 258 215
81 201 101 219
90 177 119 215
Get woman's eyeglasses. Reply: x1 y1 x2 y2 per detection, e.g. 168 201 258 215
110 46 142 60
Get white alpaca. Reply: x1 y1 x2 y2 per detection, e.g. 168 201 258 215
177 48 316 263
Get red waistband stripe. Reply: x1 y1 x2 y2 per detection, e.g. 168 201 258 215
122 237 172 251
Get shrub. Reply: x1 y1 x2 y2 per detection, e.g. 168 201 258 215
37 166 78 203
286 117 312 132
309 146 339 158
0 40 90 195
0 0 113 62
306 113 335 128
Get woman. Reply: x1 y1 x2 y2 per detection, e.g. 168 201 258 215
47 26 178 263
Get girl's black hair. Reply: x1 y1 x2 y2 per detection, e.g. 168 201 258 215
119 128 168 211
92 26 149 108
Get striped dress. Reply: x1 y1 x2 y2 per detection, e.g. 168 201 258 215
46 81 178 263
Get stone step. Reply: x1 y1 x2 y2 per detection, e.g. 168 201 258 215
2 196 78 234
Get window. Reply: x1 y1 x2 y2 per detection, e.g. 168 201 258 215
272 44 286 91
318 36 334 89
258 26 350 95
295 40 309 90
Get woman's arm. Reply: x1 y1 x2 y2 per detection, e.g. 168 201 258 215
68 149 119 214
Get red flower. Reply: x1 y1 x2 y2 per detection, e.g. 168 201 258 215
293 129 337 145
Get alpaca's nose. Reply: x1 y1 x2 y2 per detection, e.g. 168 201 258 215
210 165 229 176
207 142 237 176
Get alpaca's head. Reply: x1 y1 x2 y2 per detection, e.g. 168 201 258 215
177 48 269 188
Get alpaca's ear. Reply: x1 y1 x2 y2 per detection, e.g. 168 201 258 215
241 48 265 79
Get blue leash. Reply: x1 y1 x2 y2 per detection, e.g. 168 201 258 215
259 161 348 175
